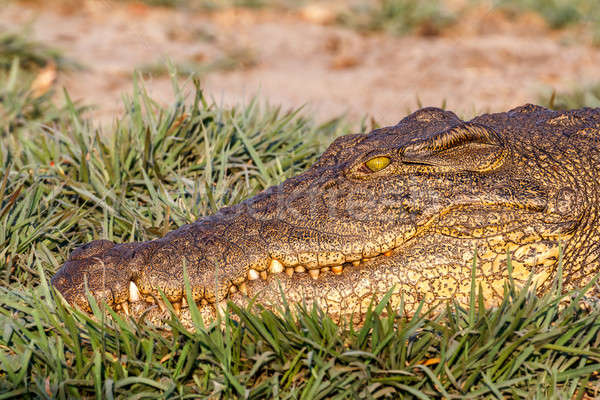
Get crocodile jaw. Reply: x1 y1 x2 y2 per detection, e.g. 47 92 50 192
54 225 568 327
51 105 595 326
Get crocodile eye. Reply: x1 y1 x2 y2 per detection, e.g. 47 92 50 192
365 156 390 172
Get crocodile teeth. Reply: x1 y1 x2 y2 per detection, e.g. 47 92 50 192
181 296 188 308
239 282 248 295
248 269 259 280
238 245 400 286
216 301 227 316
121 301 130 316
269 259 284 274
129 281 140 302
229 285 237 294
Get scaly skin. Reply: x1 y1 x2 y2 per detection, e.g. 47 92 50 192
51 105 600 325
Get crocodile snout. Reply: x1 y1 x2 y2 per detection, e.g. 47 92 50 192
51 240 141 312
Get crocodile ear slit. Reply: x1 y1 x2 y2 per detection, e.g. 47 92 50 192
401 122 507 172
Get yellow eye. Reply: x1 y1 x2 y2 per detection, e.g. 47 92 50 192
365 156 391 172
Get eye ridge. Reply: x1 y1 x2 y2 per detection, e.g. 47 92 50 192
364 156 391 172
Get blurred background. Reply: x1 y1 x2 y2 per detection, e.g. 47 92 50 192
2 0 600 126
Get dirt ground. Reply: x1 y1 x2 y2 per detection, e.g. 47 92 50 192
3 0 600 126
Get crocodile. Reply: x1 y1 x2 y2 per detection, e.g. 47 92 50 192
51 104 600 325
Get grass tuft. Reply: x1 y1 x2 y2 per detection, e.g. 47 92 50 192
0 58 78 137
337 0 456 36
0 30 76 72
543 84 600 111
496 0 599 30
137 48 258 78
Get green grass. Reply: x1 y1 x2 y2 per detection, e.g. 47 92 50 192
137 49 258 78
0 58 77 137
337 0 456 36
496 0 600 44
542 84 600 111
496 0 599 29
0 30 76 72
1 63 600 397
337 0 600 38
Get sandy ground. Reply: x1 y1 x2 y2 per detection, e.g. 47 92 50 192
2 1 600 127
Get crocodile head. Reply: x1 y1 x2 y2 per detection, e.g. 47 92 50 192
51 105 599 325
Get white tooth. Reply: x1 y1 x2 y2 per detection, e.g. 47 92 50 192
295 266 306 273
129 281 140 302
309 269 320 279
181 297 188 308
332 265 343 275
121 302 130 316
216 301 227 316
269 259 284 273
260 271 268 280
248 269 259 280
239 283 248 295
285 267 294 277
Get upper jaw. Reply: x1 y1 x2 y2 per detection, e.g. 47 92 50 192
51 219 421 319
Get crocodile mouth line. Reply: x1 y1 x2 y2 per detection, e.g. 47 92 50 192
110 228 422 317
89 203 526 317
